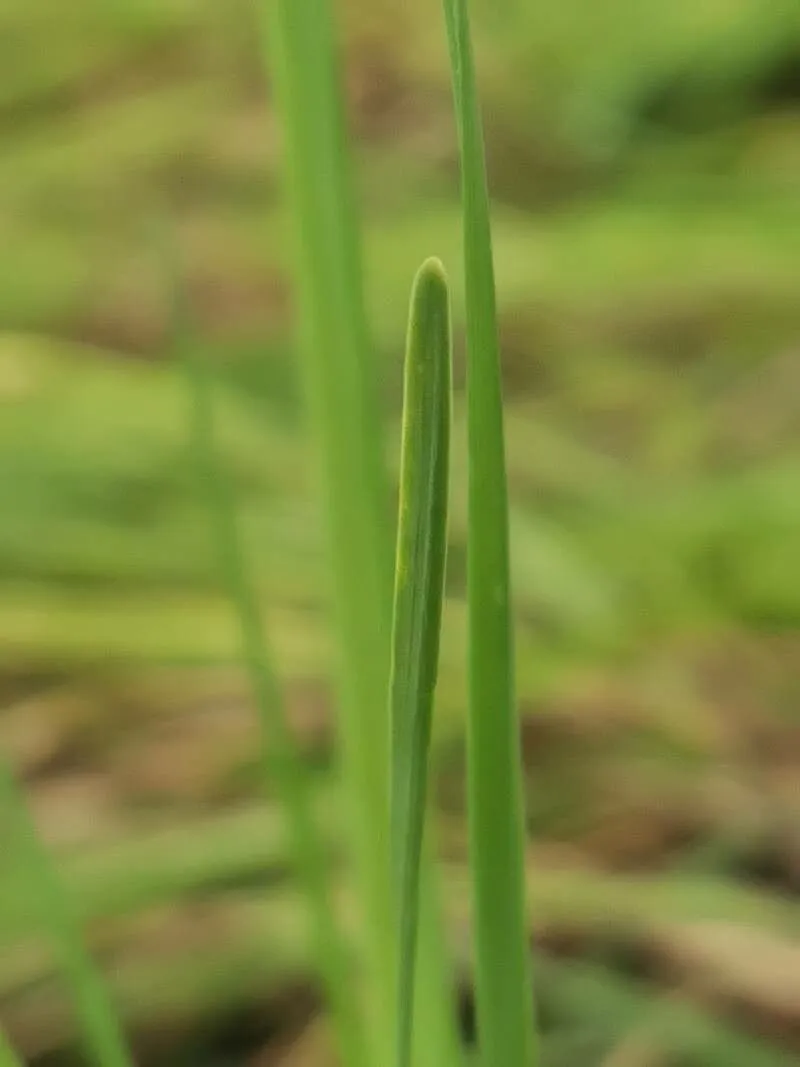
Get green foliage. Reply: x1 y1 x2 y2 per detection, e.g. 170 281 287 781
390 259 452 1067
183 322 365 1067
0 762 132 1067
0 1030 23 1067
442 2 536 1066
259 15 398 1055
260 6 459 1067
539 957 798 1067
2 0 800 1064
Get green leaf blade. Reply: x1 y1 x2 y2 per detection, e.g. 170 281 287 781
262 7 462 1067
441 3 538 1067
0 1029 24 1067
261 5 397 1055
181 321 366 1067
0 763 133 1067
390 258 452 1067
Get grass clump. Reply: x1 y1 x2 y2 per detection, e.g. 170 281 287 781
2 3 537 1066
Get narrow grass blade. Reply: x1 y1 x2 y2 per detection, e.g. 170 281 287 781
0 1029 24 1067
390 259 452 1067
181 320 366 1067
441 3 538 1067
0 762 133 1067
260 6 461 1067
260 4 396 1051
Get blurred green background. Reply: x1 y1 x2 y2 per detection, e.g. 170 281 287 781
1 1 799 1064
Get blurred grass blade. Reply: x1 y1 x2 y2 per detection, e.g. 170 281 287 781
539 958 795 1067
390 259 452 1067
180 305 366 1067
0 1029 24 1067
0 761 133 1067
441 3 538 1067
261 4 396 1052
261 6 460 1067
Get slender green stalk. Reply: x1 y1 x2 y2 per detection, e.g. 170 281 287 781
441 3 538 1067
390 260 452 1067
183 339 366 1067
260 6 394 1050
260 6 460 1067
0 1029 24 1067
0 762 133 1067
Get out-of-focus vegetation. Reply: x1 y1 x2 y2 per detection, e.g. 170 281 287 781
1 1 799 1064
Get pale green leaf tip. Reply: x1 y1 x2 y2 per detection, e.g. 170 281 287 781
416 256 448 287
409 257 450 335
